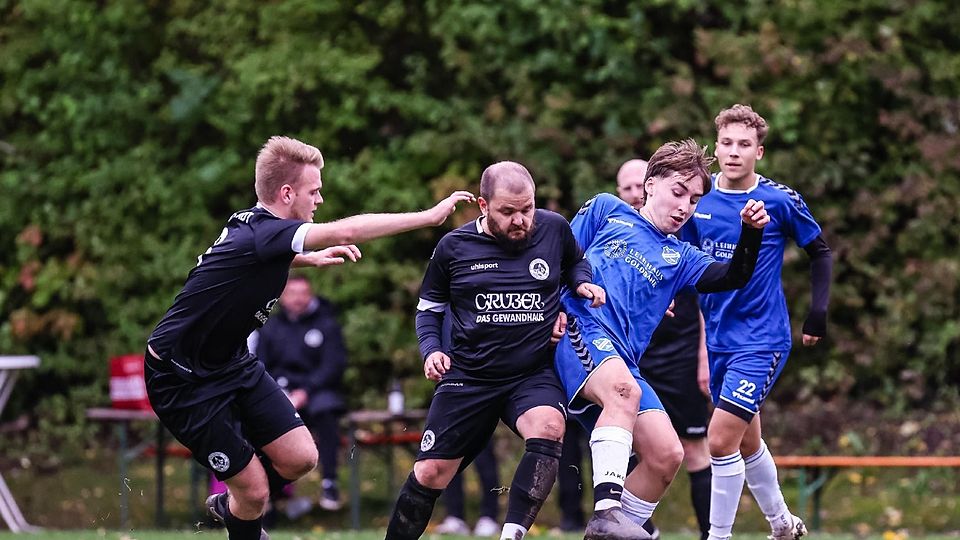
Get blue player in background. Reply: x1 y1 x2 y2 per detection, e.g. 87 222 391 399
554 139 771 540
696 104 832 540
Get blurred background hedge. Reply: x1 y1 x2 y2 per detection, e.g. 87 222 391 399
1 0 958 459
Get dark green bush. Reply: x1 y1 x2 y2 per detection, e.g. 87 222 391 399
1 0 957 460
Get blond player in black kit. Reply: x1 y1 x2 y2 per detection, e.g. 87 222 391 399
146 136 474 540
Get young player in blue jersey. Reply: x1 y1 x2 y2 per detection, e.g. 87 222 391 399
146 136 474 540
695 105 832 540
384 161 606 540
617 158 714 540
554 139 771 540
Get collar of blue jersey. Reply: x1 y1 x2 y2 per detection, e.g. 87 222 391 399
474 216 484 233
635 208 674 239
714 173 761 194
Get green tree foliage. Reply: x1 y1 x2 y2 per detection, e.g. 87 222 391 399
1 0 958 452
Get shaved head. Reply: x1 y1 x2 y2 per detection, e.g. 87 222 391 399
616 158 648 209
479 161 535 201
617 159 649 183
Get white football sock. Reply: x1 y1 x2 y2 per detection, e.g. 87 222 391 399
744 440 791 530
590 425 633 511
499 523 527 540
708 451 745 540
620 488 658 527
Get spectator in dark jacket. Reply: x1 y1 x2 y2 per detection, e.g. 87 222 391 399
255 274 348 512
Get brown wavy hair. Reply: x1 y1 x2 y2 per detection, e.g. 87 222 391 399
644 139 715 197
715 104 769 144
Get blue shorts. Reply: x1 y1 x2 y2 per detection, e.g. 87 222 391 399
554 313 664 430
709 349 789 421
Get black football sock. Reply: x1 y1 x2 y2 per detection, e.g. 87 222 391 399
385 471 442 540
224 498 265 540
504 438 563 529
690 466 712 540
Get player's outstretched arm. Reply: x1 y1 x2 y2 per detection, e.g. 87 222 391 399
696 199 768 293
292 245 362 268
302 191 475 250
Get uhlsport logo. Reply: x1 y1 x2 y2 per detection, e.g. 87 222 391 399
592 338 615 352
661 246 681 265
529 258 550 280
420 430 436 452
603 239 628 259
208 452 230 473
470 262 499 271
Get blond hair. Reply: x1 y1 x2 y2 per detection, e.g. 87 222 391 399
715 104 769 144
255 136 324 203
645 139 715 195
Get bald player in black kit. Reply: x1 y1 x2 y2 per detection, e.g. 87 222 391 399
384 161 606 540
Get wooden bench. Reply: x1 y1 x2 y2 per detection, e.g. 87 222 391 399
86 407 203 529
775 455 960 530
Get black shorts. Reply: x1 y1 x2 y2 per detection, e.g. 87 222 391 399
641 358 709 440
417 366 566 467
144 350 304 480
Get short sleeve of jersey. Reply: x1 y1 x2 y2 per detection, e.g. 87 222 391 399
781 191 822 248
254 216 307 260
678 242 713 290
571 193 621 248
418 236 453 307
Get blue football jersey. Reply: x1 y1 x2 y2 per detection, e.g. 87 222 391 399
563 193 714 362
692 175 822 352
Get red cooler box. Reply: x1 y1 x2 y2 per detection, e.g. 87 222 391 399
109 354 152 410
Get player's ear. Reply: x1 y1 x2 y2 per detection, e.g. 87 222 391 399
279 184 294 204
478 197 489 216
756 145 764 160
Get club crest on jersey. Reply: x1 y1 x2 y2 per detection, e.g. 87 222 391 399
528 258 550 280
304 329 324 348
603 239 628 259
592 338 615 352
701 238 715 257
420 430 436 452
661 246 680 265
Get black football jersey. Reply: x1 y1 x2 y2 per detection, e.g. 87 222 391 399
148 206 309 380
418 210 591 382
